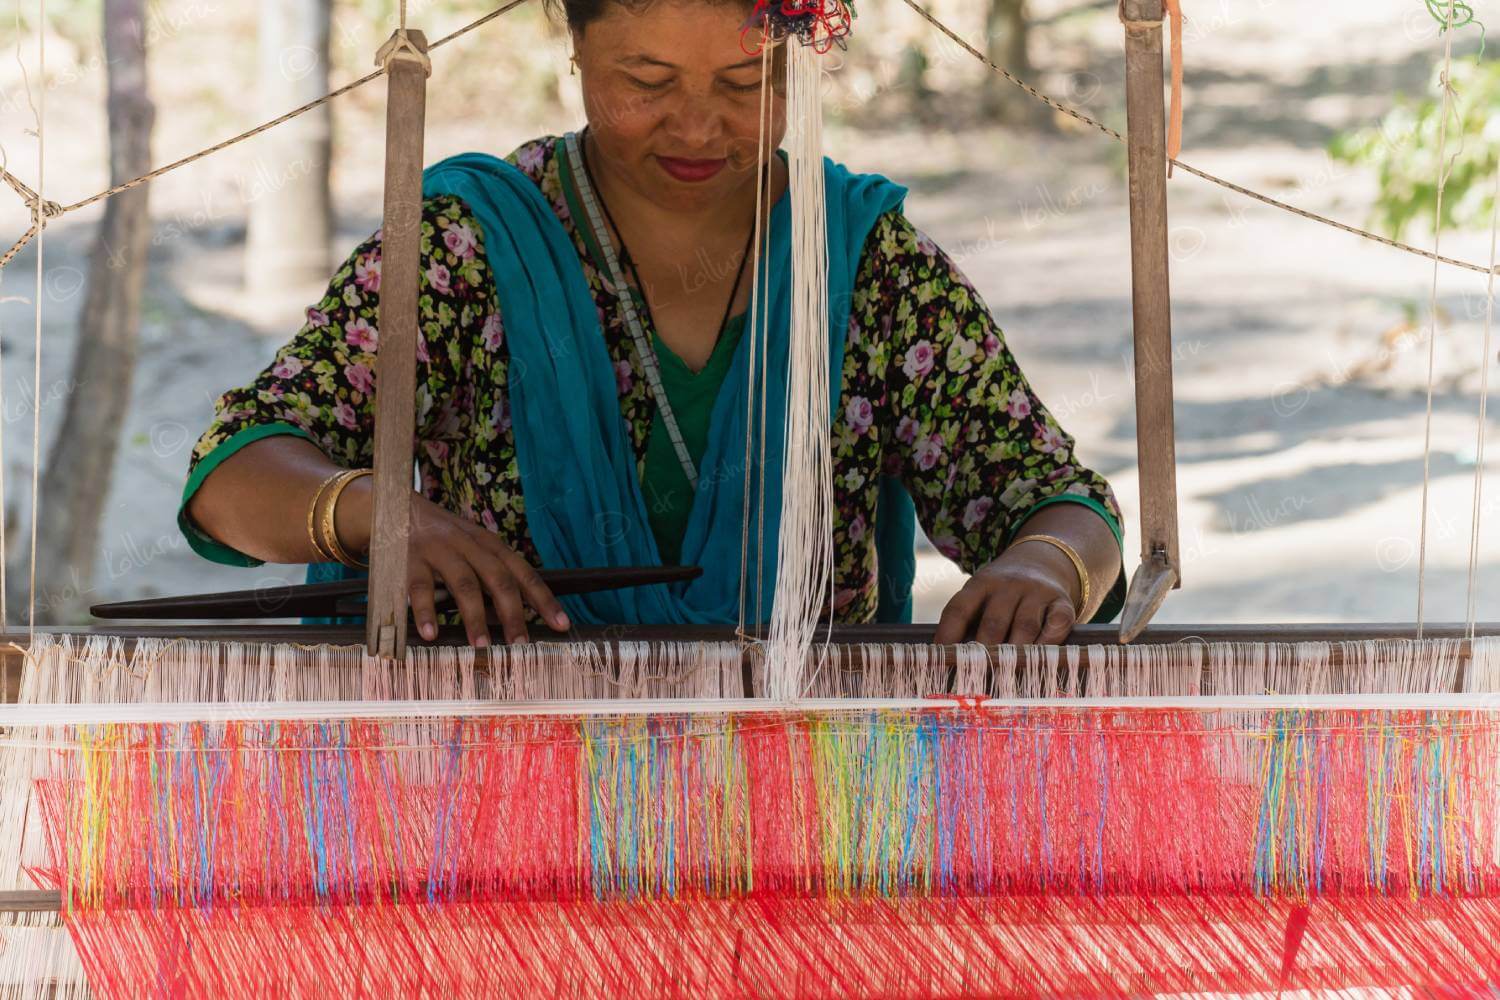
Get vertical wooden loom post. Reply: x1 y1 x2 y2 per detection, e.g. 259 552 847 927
1118 0 1181 641
365 29 430 659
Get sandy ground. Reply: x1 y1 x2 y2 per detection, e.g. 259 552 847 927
0 0 1495 627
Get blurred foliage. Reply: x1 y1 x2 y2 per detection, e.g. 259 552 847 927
0 1 101 47
1329 55 1500 242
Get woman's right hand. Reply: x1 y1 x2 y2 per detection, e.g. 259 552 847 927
342 485 570 647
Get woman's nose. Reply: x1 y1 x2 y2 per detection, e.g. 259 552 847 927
660 95 724 151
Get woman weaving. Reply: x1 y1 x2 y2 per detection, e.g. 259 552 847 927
178 0 1126 649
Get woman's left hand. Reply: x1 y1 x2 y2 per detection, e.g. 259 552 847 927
934 541 1082 645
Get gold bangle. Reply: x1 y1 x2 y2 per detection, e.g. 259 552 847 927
1009 532 1090 614
306 471 345 562
320 469 372 569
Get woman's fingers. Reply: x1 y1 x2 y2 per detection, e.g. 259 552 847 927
430 553 493 647
1037 598 1077 644
975 590 1023 646
468 528 566 639
934 582 986 644
409 497 569 646
478 561 531 646
408 564 440 642
1002 599 1050 644
462 553 527 646
498 550 570 633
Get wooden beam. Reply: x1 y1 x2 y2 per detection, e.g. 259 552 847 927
364 30 430 661
8 623 1498 650
5 623 1498 702
1119 0 1181 642
0 890 61 914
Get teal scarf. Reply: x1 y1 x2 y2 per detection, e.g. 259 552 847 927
309 144 915 624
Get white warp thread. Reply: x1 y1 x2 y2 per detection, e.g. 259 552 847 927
763 40 836 700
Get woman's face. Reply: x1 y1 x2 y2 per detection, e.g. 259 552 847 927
573 0 786 213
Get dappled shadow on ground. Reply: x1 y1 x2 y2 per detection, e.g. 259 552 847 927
1112 383 1495 464
1197 453 1471 534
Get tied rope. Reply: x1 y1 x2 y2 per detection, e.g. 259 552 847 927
375 30 433 77
0 0 537 273
2 0 1498 279
387 0 432 72
897 0 1497 278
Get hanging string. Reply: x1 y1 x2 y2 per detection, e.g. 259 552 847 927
1465 165 1499 639
1416 0 1461 637
1424 0 1491 641
0 5 43 635
764 38 835 700
27 0 47 644
738 42 775 639
754 45 778 636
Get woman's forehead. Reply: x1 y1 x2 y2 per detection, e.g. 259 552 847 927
580 1 770 65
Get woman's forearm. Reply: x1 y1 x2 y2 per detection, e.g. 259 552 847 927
185 437 372 565
1008 503 1122 622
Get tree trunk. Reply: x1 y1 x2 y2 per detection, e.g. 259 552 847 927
981 0 1040 124
26 0 155 623
244 0 333 318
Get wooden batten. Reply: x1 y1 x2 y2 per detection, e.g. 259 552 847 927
365 30 431 661
1119 0 1182 642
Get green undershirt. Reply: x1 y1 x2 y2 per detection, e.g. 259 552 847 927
557 145 749 566
641 312 746 565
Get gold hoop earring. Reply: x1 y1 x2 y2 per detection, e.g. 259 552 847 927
569 53 579 76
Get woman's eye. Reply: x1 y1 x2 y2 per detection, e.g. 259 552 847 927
628 76 672 91
724 79 763 93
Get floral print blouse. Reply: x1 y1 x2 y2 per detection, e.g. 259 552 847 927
180 134 1126 624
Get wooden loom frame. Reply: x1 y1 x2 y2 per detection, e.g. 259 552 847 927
348 6 1186 658
8 7 1489 666
0 0 1495 956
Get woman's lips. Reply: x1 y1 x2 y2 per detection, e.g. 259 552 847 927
656 155 727 183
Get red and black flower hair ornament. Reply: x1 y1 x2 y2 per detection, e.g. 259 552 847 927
741 0 855 54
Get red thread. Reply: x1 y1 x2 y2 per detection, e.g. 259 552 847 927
1278 904 1312 996
32 708 1500 997
922 692 990 711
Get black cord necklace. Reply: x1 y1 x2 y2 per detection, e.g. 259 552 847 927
578 127 757 362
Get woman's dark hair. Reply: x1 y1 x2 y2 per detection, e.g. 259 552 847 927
545 0 755 34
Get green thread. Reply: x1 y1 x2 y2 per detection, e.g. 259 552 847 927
1425 0 1486 57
